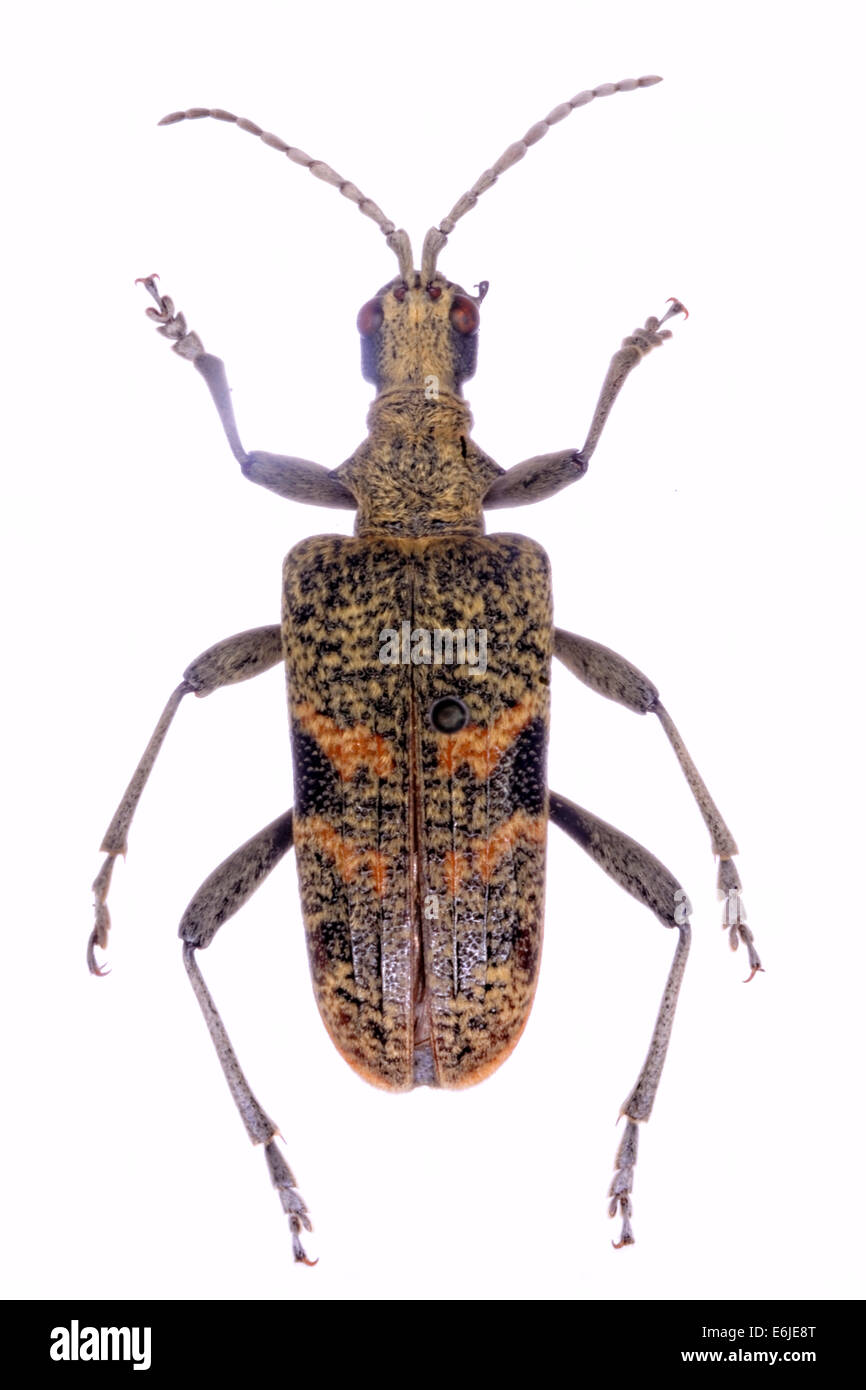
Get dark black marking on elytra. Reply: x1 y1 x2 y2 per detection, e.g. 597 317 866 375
292 729 341 819
488 717 547 818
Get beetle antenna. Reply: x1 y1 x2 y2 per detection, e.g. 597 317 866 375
159 108 415 281
420 76 663 283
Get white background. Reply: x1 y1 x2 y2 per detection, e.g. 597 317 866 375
2 0 863 1302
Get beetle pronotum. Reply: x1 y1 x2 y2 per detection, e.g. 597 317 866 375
91 76 761 1262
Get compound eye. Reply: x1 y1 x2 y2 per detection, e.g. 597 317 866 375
394 285 407 303
449 294 480 336
427 284 442 301
357 298 383 337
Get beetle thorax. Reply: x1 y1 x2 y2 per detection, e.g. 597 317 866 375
335 392 500 537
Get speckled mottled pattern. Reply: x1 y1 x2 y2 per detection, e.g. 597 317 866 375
283 533 551 1091
95 85 753 1257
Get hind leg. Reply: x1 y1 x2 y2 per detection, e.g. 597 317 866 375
549 791 691 1247
177 809 315 1264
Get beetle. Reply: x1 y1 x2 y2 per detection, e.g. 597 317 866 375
90 75 761 1262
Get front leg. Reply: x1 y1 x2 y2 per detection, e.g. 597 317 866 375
137 276 356 509
484 302 686 509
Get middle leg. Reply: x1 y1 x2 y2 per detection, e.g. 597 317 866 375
554 626 760 978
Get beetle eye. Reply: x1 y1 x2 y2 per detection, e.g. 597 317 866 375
357 298 383 337
450 294 480 336
427 285 442 301
394 286 407 303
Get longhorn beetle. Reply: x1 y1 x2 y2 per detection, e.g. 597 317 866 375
90 76 762 1262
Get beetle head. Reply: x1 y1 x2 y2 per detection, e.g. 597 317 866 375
357 275 488 396
159 79 661 391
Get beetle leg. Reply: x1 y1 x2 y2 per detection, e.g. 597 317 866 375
483 310 682 509
179 810 315 1264
138 277 355 509
553 627 760 977
548 791 690 1248
240 444 357 509
90 625 283 973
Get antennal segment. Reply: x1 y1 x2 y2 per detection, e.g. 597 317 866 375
159 108 414 281
420 76 662 283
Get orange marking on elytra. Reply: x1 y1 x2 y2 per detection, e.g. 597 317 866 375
472 812 546 883
297 816 388 897
438 694 539 779
294 702 394 779
443 849 468 897
370 853 387 898
435 813 546 898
